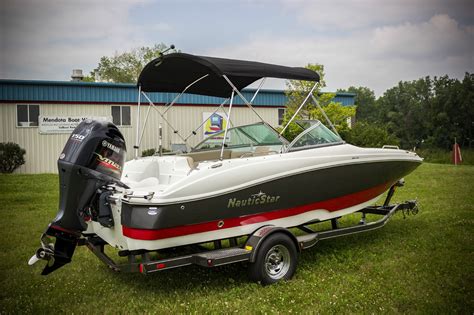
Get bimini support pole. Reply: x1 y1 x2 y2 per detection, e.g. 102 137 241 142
141 92 187 143
249 78 266 104
162 74 209 116
220 90 235 160
137 75 211 151
137 105 152 151
279 82 318 135
310 94 340 137
184 98 229 141
186 78 267 143
134 85 142 158
222 75 266 123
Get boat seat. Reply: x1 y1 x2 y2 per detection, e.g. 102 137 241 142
230 150 251 158
184 149 231 162
185 156 195 169
238 146 276 158
254 146 270 155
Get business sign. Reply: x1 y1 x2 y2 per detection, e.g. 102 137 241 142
202 112 229 142
39 116 111 134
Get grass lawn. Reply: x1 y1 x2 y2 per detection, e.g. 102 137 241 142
0 163 473 313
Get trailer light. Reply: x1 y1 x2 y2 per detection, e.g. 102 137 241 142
139 264 144 273
245 245 253 251
207 259 213 266
156 263 166 269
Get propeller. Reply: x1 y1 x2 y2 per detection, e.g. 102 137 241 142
28 254 40 266
28 245 54 266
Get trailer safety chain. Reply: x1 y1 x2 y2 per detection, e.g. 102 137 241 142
401 199 419 219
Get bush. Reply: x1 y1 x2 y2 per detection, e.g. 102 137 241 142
141 148 156 157
142 148 172 157
344 121 400 148
0 142 26 173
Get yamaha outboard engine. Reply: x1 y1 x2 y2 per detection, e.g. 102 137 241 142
29 119 127 275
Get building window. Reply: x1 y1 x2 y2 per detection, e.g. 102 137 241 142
111 106 131 126
278 108 286 126
17 104 40 127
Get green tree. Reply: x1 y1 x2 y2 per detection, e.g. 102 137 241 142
373 73 473 150
86 43 177 83
376 77 432 149
344 121 400 148
338 86 377 122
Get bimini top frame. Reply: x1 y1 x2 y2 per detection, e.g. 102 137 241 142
134 52 331 159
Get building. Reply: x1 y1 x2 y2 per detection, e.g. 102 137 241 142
0 79 355 173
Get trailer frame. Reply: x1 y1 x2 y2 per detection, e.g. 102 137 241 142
80 183 419 278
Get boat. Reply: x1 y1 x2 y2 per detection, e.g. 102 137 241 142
29 53 422 281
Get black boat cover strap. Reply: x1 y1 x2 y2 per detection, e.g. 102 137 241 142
137 53 320 97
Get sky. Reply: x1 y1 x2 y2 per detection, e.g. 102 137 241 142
1 0 473 95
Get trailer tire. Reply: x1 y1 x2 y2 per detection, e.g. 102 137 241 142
248 233 298 285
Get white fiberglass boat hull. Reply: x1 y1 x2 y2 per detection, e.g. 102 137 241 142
85 144 421 251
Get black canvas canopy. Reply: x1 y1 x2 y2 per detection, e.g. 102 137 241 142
137 53 320 98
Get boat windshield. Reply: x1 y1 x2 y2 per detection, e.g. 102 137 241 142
193 122 285 151
287 121 343 151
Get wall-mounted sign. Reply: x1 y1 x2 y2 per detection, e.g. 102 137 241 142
202 112 229 142
39 116 111 134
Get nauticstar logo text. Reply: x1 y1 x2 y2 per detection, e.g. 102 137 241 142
227 191 280 208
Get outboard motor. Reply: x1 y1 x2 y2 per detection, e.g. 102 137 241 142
29 119 127 275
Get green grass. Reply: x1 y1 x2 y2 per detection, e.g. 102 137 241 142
0 164 473 313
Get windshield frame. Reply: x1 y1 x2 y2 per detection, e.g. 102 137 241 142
192 122 289 152
286 121 345 152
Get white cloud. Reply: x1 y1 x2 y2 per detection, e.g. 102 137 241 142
0 0 472 97
206 14 474 95
371 15 473 59
281 0 474 32
0 0 169 80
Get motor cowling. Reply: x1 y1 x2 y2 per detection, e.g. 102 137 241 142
53 119 127 231
35 120 126 275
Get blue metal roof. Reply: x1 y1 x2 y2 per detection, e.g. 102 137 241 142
0 79 355 107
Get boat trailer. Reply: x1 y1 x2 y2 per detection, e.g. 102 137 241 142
76 181 418 282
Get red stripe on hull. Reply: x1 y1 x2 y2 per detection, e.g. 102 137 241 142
122 182 392 241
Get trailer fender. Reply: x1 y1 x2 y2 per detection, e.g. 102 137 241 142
245 225 300 263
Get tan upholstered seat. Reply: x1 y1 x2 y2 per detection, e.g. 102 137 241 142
184 149 231 162
252 146 271 156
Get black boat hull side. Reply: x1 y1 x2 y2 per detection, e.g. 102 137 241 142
121 160 420 238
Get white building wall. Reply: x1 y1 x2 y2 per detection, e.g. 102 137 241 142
0 103 279 174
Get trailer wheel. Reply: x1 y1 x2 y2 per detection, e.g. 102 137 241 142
248 233 298 285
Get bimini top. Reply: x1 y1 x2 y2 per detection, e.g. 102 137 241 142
137 53 320 97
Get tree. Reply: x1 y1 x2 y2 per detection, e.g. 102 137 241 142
337 86 377 122
86 43 177 83
373 73 473 150
427 74 473 149
280 64 355 141
375 77 433 149
344 121 400 148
